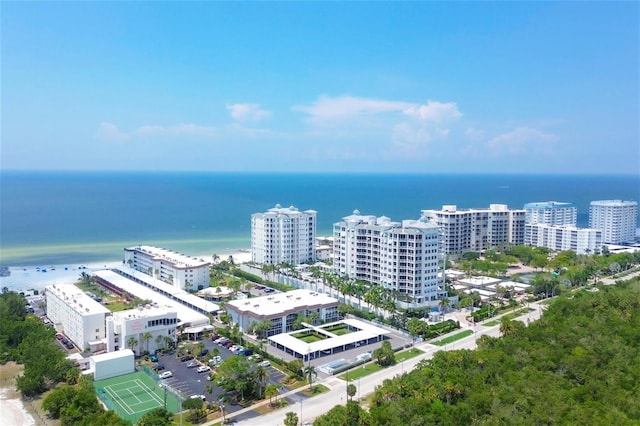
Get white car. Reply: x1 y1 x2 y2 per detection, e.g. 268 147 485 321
258 360 271 367
190 394 206 401
208 355 223 365
159 371 173 379
197 365 211 373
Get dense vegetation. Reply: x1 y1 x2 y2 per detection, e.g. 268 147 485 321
0 289 76 396
315 279 640 425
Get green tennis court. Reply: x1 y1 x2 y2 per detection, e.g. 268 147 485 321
94 371 181 423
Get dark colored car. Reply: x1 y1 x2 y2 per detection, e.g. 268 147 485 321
210 333 220 341
153 364 165 371
199 349 209 357
150 354 158 362
61 338 69 345
180 355 194 362
64 342 74 349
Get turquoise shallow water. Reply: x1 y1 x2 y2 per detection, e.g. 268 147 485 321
1 171 638 266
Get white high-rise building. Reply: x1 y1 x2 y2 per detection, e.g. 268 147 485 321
45 284 111 352
251 204 317 265
589 200 638 244
333 211 446 309
524 201 577 226
525 224 602 255
421 204 525 258
123 246 210 291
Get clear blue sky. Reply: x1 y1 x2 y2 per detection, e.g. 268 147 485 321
2 2 638 174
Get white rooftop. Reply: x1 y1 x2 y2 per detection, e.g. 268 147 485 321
458 276 502 287
116 267 219 314
197 286 234 298
46 284 111 316
226 289 338 318
125 245 210 269
268 319 390 356
111 304 177 321
93 270 211 327
91 348 134 363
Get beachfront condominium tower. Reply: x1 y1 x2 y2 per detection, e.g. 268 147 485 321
524 201 577 226
251 204 317 265
421 204 526 258
525 224 602 255
123 245 211 291
333 211 447 309
589 200 638 245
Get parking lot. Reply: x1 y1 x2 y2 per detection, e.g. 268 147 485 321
150 334 297 417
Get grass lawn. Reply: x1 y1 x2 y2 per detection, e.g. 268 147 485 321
484 308 535 326
322 325 352 335
298 334 324 343
338 363 382 381
433 330 473 346
300 384 330 397
395 347 423 362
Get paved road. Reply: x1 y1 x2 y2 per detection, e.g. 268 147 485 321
219 303 545 426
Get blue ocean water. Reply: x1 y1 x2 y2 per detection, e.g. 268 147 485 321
1 171 638 266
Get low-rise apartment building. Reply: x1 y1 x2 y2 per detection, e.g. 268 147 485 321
226 289 339 337
106 305 178 355
123 245 211 291
45 283 111 352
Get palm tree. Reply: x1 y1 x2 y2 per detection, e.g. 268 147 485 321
347 383 357 400
499 317 517 337
265 384 278 406
303 365 317 390
142 332 153 354
163 336 174 350
254 365 268 397
127 336 139 356
155 335 164 351
439 297 451 313
184 279 192 292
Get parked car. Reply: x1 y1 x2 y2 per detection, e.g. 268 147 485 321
64 342 74 350
264 288 275 293
258 360 271 367
223 341 234 348
197 366 211 373
55 333 64 340
180 355 194 362
209 355 223 365
210 333 220 341
247 354 262 362
153 364 165 371
159 371 173 379
150 354 158 362
198 349 209 357
61 338 69 345
239 349 254 356
186 361 198 368
190 394 206 401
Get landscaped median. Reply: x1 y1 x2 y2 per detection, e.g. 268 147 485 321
337 347 424 381
432 330 473 346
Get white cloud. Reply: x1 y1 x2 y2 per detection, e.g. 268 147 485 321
226 103 272 122
135 123 217 138
486 127 558 155
95 122 217 141
403 100 462 122
464 127 485 142
293 95 413 125
96 122 129 141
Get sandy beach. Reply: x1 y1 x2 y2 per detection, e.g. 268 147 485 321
0 250 252 293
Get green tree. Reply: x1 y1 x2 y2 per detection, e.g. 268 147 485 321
137 407 173 426
127 336 139 356
42 385 76 418
347 383 357 400
372 341 395 367
406 317 424 346
142 331 153 354
284 411 299 426
303 364 317 390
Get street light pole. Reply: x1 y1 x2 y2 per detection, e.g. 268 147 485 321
299 400 303 426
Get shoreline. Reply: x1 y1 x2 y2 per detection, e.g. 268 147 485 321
0 249 252 292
